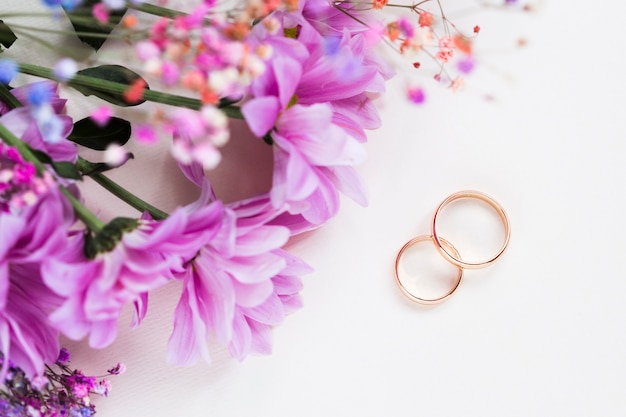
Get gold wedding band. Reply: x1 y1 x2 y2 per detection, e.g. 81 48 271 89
431 190 510 270
394 235 463 305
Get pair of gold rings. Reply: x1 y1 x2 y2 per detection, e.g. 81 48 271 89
394 190 511 305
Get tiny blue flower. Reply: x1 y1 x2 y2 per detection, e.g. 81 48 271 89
27 83 53 107
0 59 18 85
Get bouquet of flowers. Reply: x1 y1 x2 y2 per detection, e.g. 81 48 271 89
0 0 529 414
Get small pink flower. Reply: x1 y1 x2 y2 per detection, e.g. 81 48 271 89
134 124 158 144
418 11 434 27
407 86 425 104
90 106 112 127
92 3 109 24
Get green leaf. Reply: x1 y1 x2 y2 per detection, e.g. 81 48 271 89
26 147 82 179
73 65 149 106
77 155 134 176
51 161 82 180
68 116 132 150
64 0 126 51
0 21 17 50
28 148 52 164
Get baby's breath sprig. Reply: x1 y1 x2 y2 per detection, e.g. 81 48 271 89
1 348 123 417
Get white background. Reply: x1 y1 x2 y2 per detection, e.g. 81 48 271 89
7 0 626 415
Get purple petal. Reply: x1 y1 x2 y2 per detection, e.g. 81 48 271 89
0 214 24 259
42 258 95 297
195 258 235 345
248 319 273 355
48 298 90 341
242 293 284 325
234 225 289 256
272 56 303 108
321 165 368 207
131 292 148 328
224 253 286 284
276 103 332 138
167 273 211 366
270 143 319 206
272 275 305 295
300 172 340 224
232 279 274 308
228 312 251 361
279 293 303 315
0 263 8 310
241 96 280 137
88 318 118 348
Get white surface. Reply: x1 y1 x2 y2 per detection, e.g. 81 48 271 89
7 0 626 415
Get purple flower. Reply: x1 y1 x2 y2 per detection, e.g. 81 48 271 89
56 347 70 364
0 145 75 378
0 81 77 162
240 3 393 230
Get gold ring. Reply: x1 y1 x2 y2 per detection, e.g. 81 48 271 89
394 235 463 305
431 190 510 270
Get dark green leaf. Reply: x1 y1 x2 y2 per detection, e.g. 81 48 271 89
51 161 82 180
69 116 132 150
0 20 17 50
63 0 126 51
73 65 149 106
28 148 52 164
84 217 139 258
218 96 243 108
26 147 82 180
77 155 134 176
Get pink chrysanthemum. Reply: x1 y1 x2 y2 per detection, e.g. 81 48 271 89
0 143 75 378
42 206 222 349
166 182 310 365
0 81 77 162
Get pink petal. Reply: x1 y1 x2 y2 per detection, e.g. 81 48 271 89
195 258 235 345
232 279 274 308
234 226 289 256
248 319 273 355
242 293 284 325
167 274 211 365
272 56 303 108
300 172 340 225
48 299 90 341
241 96 280 137
0 214 24 259
88 318 118 348
270 144 319 206
42 258 95 297
321 165 368 207
276 103 332 137
225 253 286 284
228 313 251 361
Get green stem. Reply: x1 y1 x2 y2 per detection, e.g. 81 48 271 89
0 121 47 174
17 63 244 119
77 158 168 220
0 122 105 231
128 2 188 19
7 22 126 39
0 83 22 109
59 187 105 232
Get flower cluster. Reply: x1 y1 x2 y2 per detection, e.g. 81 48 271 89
0 0 528 414
0 348 123 417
